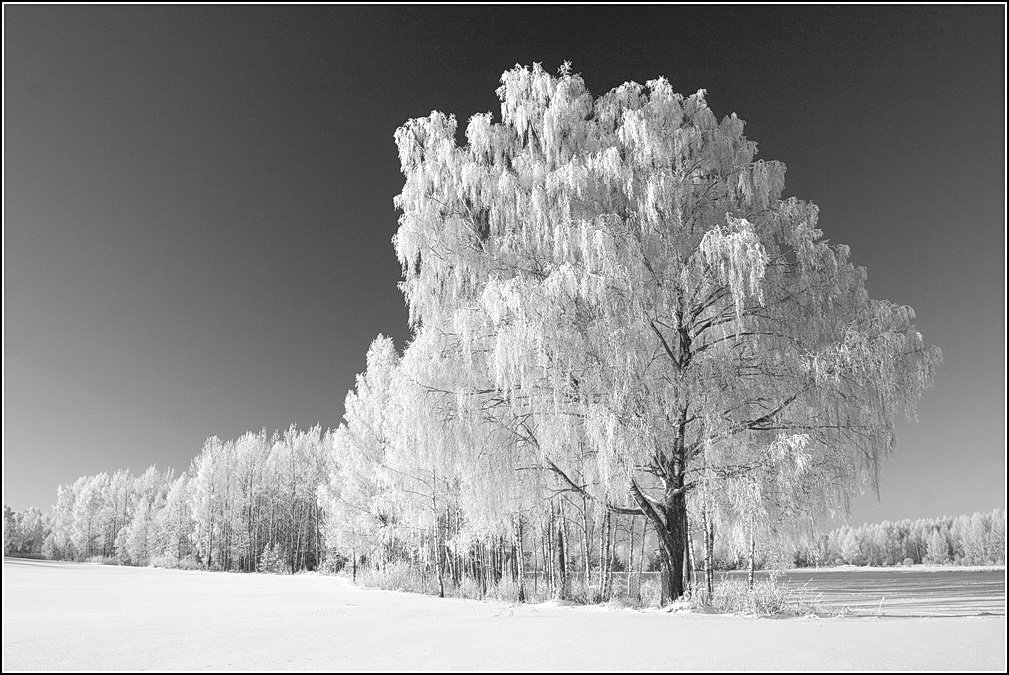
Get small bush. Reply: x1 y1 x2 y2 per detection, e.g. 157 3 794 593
149 554 203 571
704 574 825 616
356 565 567 605
637 577 662 608
84 555 119 566
902 557 915 567
4 551 47 561
454 575 483 599
357 561 430 593
516 581 551 604
319 552 348 575
259 543 289 574
605 594 644 610
485 577 523 603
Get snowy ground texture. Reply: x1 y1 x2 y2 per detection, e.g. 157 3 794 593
722 567 1006 617
3 559 1006 671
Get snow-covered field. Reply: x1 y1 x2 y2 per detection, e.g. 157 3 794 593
3 558 1005 671
722 566 1006 617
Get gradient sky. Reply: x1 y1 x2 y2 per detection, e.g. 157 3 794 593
3 6 1005 527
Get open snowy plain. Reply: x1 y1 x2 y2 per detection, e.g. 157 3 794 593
3 558 1005 671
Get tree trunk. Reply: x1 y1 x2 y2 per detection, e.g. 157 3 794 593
626 517 636 599
555 521 568 600
637 518 647 602
515 518 526 603
532 526 539 597
314 503 322 571
581 496 592 597
686 518 696 594
748 523 756 590
597 510 606 598
545 512 555 594
295 503 306 572
702 508 714 597
445 542 455 589
558 504 570 600
632 484 686 604
496 536 505 584
480 542 488 597
436 519 445 599
658 497 686 604
603 512 614 601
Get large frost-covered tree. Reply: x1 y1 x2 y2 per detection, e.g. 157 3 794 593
393 63 940 602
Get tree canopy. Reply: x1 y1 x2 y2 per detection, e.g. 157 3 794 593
391 62 941 601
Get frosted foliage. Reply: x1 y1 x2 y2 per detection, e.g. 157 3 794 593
331 336 403 538
392 64 940 548
699 215 768 318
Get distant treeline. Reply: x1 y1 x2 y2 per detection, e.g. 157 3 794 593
4 424 1004 577
4 425 331 573
789 510 1006 568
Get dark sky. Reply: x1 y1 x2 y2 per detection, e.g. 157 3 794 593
3 6 1005 526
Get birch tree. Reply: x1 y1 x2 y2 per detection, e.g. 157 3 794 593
72 472 110 558
190 437 224 569
3 506 14 555
157 473 194 565
393 63 941 602
322 336 404 571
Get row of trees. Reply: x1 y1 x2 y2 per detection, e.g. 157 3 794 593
21 426 331 573
9 479 1002 582
791 510 1006 568
44 465 179 565
8 487 1002 575
7 65 945 605
3 505 49 558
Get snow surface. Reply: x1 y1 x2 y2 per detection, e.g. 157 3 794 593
720 566 1006 617
3 558 1006 671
